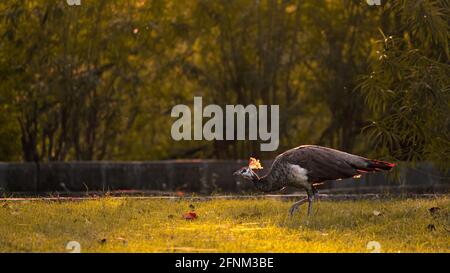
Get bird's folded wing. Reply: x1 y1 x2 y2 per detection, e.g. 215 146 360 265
284 145 368 182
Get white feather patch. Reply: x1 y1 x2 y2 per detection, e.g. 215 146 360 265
288 164 308 181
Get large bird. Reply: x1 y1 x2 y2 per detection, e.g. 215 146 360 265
233 145 395 216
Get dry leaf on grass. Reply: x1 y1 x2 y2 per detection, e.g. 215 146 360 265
372 210 382 216
183 211 197 220
429 207 441 216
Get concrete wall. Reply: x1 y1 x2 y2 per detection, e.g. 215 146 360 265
0 161 448 194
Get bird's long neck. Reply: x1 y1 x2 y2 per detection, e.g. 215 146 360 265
250 169 279 192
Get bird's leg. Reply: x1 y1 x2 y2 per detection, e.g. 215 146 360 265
307 188 314 216
289 197 308 216
312 184 319 199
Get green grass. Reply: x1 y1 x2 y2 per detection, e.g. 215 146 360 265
0 196 449 253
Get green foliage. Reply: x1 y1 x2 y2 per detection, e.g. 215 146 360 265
0 104 20 161
359 0 450 168
0 0 447 167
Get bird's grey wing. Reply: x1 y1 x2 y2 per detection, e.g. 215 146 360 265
283 145 370 183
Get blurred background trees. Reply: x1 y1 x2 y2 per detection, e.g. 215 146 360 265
0 0 448 169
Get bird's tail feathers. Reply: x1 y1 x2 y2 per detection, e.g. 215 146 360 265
365 159 396 171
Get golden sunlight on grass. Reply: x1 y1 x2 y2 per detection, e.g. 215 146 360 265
0 197 449 253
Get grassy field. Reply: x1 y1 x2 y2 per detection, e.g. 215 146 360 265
0 196 449 253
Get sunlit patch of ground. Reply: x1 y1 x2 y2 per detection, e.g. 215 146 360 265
0 196 449 253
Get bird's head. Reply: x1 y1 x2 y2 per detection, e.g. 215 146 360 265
233 157 263 182
233 166 256 181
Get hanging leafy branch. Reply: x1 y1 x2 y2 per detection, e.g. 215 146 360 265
358 0 450 169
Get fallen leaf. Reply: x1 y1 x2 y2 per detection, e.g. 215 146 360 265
373 210 382 216
183 211 197 220
429 207 441 216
